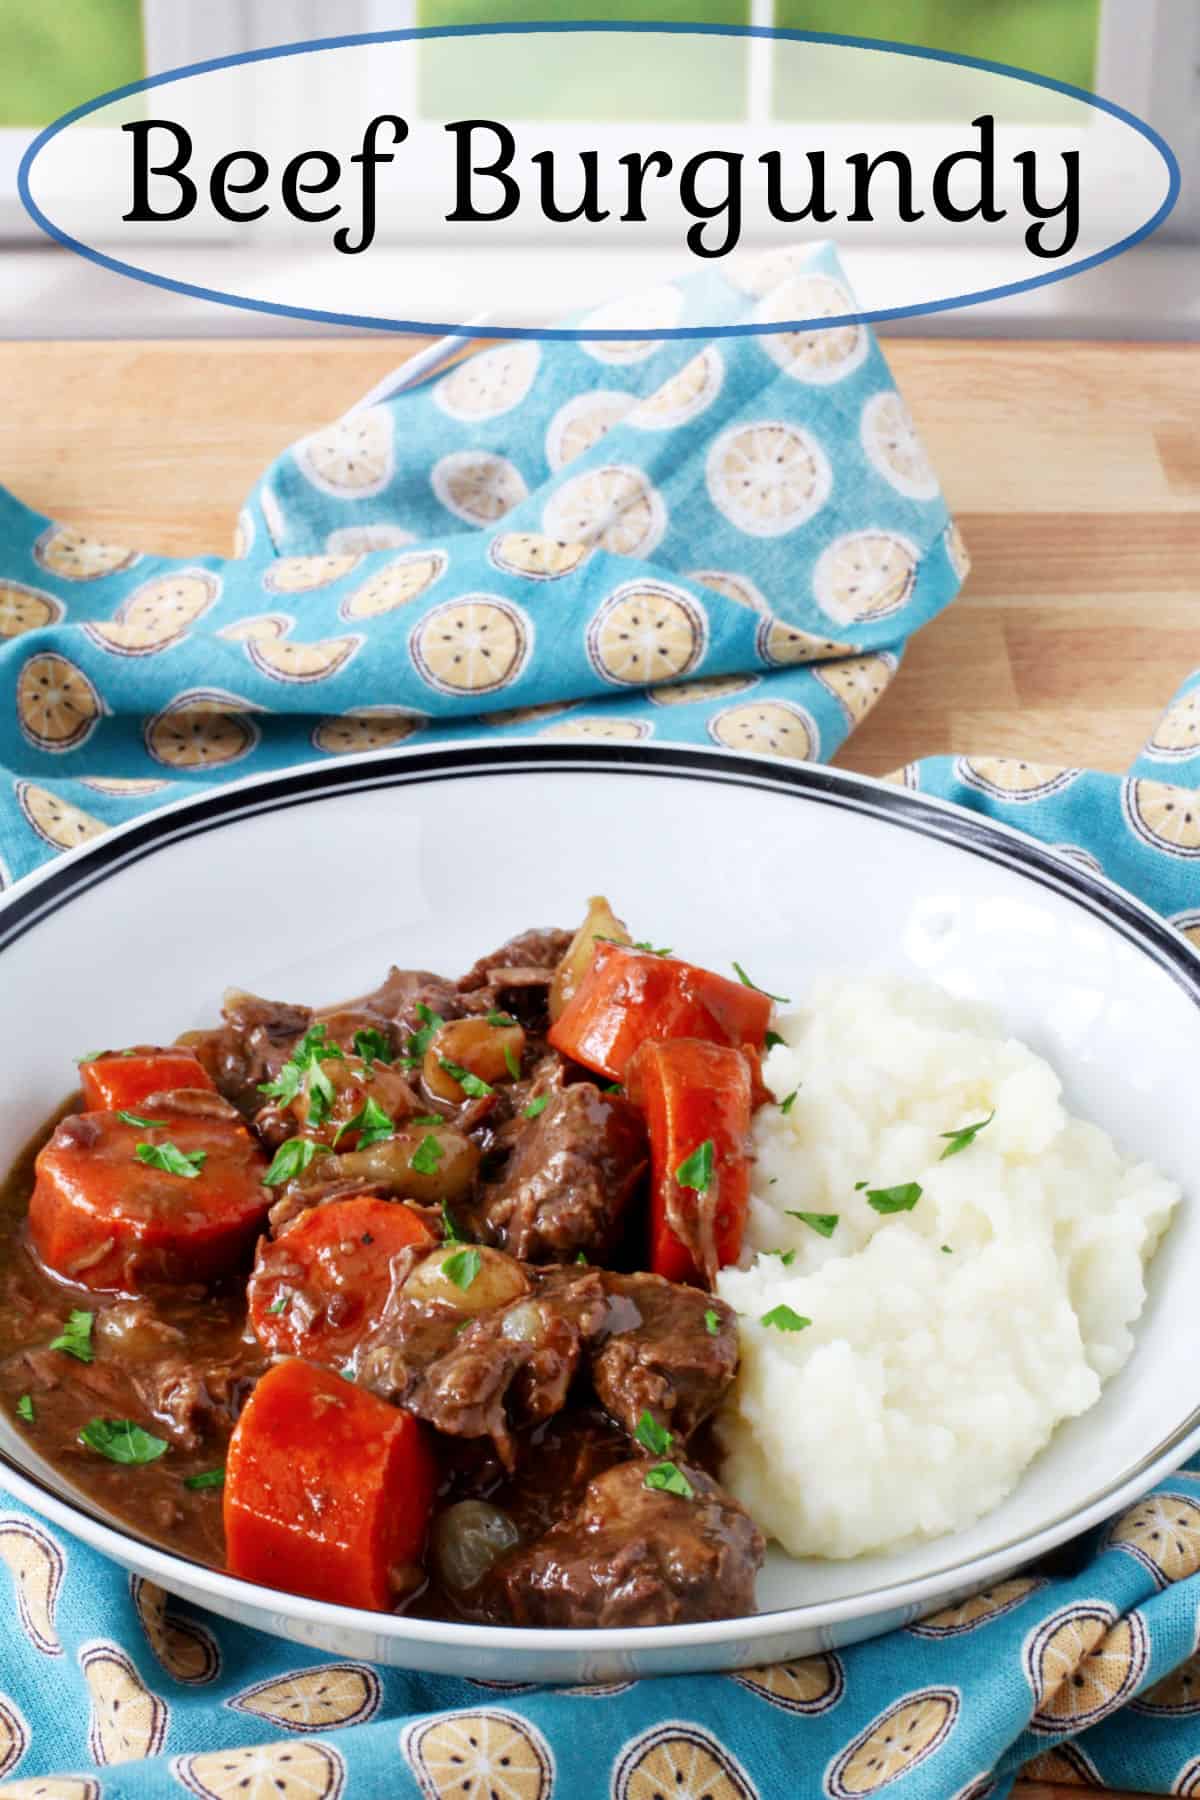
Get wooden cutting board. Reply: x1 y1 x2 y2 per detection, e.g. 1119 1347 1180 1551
1 334 1198 1800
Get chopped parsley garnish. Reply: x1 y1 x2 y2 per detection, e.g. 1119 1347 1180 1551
523 1096 550 1119
411 1114 445 1126
76 1051 102 1065
634 1411 673 1457
486 1010 517 1027
333 1095 394 1149
766 1248 796 1267
764 1030 785 1051
117 1110 167 1129
263 1137 328 1187
441 1200 464 1243
259 1024 346 1124
183 1468 225 1491
410 1134 444 1176
675 1139 714 1192
761 1304 811 1333
406 1003 445 1060
644 1461 694 1500
865 1182 923 1214
442 1247 482 1292
15 1394 34 1424
704 1308 721 1336
575 1250 588 1265
79 1419 169 1465
732 961 790 1003
135 1142 207 1179
938 1111 996 1161
941 1244 954 1254
438 1058 493 1099
631 940 672 956
50 1310 95 1363
352 1027 392 1069
787 1210 839 1238
267 1293 289 1315
779 1089 798 1115
854 1180 869 1191
503 1044 521 1081
604 1082 624 1095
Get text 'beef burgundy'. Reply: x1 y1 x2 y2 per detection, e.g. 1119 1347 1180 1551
0 897 777 1628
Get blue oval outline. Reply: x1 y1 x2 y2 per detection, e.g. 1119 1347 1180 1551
18 23 1180 340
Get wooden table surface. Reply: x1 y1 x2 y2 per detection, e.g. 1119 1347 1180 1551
2 335 1198 1799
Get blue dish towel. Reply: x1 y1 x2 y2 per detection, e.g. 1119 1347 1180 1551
3 246 1200 1798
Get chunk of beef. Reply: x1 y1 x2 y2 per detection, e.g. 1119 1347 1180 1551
184 991 312 1112
458 928 572 993
590 1274 738 1444
327 967 462 1044
486 1460 763 1627
476 1084 647 1263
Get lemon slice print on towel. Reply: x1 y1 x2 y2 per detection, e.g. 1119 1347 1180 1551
340 550 447 619
614 1724 756 1800
706 422 832 537
956 757 1079 803
580 284 682 363
217 614 289 645
543 466 666 560
0 1518 65 1656
403 1709 554 1800
0 582 64 639
815 652 898 725
1024 1602 1148 1733
434 343 540 421
33 524 140 582
686 570 769 614
85 569 220 657
1109 1491 1200 1585
561 1681 635 1697
312 707 426 755
326 523 415 554
296 406 394 498
1145 686 1200 760
0 1698 28 1781
175 1740 346 1800
145 689 262 769
757 618 857 666
229 1664 381 1732
909 1577 1042 1638
755 274 868 385
883 763 921 790
1123 778 1200 857
861 392 939 501
489 533 589 582
813 531 920 626
628 348 723 429
587 581 706 686
0 1777 101 1799
943 520 971 582
234 617 363 685
16 783 108 852
546 391 635 470
730 243 821 297
81 1642 169 1765
411 596 531 697
263 554 362 595
827 1688 959 1797
79 776 169 797
130 1578 220 1686
484 701 577 728
433 451 528 526
731 1653 845 1715
649 673 758 707
539 716 651 743
17 653 103 752
708 700 818 762
1172 909 1200 951
1020 1743 1102 1787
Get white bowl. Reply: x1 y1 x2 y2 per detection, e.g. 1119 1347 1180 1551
1 741 1196 1682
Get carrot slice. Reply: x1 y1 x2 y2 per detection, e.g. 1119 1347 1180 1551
628 1038 753 1286
29 1110 269 1292
224 1358 437 1611
247 1196 433 1364
80 1049 215 1113
548 943 771 1082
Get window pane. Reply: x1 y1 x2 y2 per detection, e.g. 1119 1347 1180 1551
416 0 750 123
0 0 144 128
772 1 1102 121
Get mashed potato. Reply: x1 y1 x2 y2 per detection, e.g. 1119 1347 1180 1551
715 975 1179 1560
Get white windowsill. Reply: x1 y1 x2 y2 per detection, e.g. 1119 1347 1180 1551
0 239 1196 340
